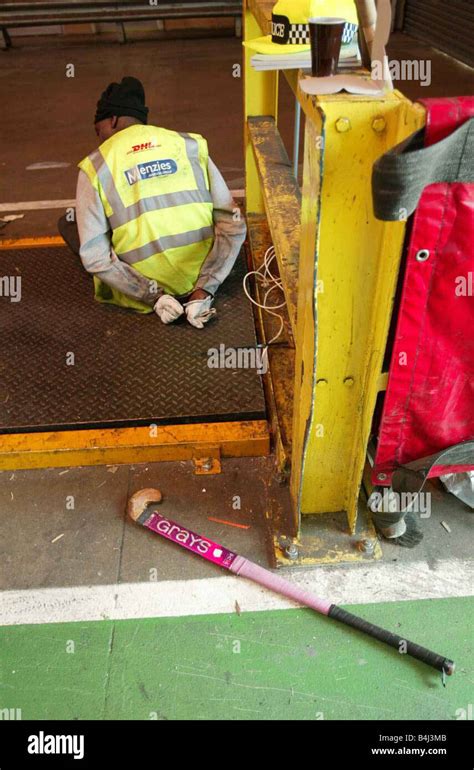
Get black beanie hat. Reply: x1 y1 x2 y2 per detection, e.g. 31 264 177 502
94 76 149 124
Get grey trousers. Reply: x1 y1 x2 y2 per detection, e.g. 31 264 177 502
58 213 80 257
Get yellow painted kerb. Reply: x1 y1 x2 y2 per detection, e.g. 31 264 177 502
0 236 65 250
0 421 270 471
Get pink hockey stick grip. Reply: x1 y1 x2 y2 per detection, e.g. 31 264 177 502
229 556 332 616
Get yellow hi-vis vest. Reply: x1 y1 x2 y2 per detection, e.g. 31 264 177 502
78 124 214 312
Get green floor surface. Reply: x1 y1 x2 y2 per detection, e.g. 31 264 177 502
1 597 472 720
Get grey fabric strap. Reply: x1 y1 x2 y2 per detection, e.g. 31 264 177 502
392 440 474 498
372 118 474 221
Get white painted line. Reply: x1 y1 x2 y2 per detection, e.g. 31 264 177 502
0 192 244 214
0 557 472 627
26 162 70 171
0 200 76 213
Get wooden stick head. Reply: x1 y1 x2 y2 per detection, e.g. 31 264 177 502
127 488 163 521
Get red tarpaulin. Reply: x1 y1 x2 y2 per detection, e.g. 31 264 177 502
373 97 474 485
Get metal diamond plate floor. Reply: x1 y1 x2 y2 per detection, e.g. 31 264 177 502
0 246 266 433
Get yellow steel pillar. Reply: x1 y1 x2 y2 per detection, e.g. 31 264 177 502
291 91 425 533
243 0 279 214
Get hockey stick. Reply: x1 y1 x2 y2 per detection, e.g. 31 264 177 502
128 489 455 681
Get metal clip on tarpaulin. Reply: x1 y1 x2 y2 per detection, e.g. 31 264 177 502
370 97 474 488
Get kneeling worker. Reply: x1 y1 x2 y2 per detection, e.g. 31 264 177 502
62 76 246 328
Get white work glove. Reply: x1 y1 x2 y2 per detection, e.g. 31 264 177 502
154 295 184 324
184 296 216 329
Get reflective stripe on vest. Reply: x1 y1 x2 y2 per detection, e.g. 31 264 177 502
87 132 212 230
117 225 215 266
78 125 214 309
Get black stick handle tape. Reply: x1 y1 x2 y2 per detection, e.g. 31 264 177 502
328 605 455 675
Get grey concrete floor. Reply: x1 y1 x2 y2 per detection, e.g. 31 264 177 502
0 458 273 590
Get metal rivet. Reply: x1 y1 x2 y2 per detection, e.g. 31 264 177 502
377 473 387 481
285 544 299 561
316 378 328 386
416 249 430 262
372 117 386 133
335 118 351 133
357 539 376 555
344 377 355 387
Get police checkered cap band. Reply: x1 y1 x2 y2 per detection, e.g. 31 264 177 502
342 23 358 43
272 14 357 45
288 23 309 44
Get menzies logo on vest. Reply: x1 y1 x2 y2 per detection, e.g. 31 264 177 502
124 158 178 185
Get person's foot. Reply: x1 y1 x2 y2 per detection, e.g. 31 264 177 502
376 513 424 548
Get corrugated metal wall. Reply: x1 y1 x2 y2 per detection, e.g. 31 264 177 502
402 0 474 66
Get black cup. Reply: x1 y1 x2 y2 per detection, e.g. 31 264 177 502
309 17 346 77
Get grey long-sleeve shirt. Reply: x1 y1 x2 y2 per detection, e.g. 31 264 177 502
76 156 246 307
